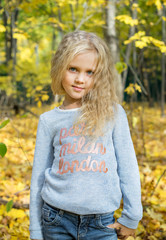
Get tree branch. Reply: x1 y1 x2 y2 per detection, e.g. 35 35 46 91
151 169 166 197
0 197 29 209
121 51 148 96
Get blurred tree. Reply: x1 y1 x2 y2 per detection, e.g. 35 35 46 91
0 0 166 111
161 3 165 116
105 0 123 102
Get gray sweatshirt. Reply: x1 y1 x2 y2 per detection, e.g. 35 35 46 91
29 104 143 239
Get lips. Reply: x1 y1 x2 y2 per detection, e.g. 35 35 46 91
72 85 84 91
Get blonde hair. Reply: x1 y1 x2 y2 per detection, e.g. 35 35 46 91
51 30 119 138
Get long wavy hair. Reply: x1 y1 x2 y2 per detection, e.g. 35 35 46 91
51 30 119 138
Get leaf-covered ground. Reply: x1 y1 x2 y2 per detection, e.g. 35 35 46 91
0 103 166 240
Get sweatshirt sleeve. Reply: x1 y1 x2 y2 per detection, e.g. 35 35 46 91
29 115 54 239
112 104 143 229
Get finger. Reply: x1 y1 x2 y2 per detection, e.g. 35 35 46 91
117 233 125 239
117 233 130 240
115 229 121 236
117 236 126 240
115 226 121 232
112 222 121 228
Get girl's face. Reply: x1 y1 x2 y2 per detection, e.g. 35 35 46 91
62 50 97 108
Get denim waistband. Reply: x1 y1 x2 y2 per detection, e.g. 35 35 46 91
43 201 114 219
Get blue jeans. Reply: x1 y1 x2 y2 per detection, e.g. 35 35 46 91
42 201 117 240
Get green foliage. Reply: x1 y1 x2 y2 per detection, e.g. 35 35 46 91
115 62 127 74
0 0 106 107
0 0 165 104
6 200 14 213
0 119 10 158
0 143 7 157
0 119 10 129
0 64 8 76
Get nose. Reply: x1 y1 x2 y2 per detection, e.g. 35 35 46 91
75 73 85 84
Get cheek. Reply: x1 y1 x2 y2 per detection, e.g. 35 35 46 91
61 75 69 90
63 72 73 85
87 78 94 90
61 78 65 89
62 75 68 87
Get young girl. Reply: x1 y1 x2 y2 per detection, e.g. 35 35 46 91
29 31 143 240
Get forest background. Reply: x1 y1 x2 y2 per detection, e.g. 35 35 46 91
0 0 166 239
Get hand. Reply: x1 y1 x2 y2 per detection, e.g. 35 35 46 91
107 221 136 239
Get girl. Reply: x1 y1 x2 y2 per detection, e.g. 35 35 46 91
29 31 143 240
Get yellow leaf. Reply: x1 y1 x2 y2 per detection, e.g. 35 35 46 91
48 17 58 23
37 100 42 108
9 221 14 228
42 94 49 101
151 38 164 47
36 86 43 91
6 209 26 219
160 224 166 231
124 84 135 95
132 116 138 128
146 0 155 6
132 3 142 13
116 15 139 26
18 47 33 61
160 45 166 53
146 208 163 221
10 237 18 240
124 83 141 95
135 83 142 92
58 22 66 30
13 33 27 40
136 223 146 235
148 236 158 240
135 40 147 48
141 36 153 44
0 24 6 32
146 0 162 10
132 3 138 8
155 0 162 10
124 31 146 45
0 204 6 215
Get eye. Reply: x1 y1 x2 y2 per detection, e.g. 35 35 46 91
87 70 94 76
69 67 77 72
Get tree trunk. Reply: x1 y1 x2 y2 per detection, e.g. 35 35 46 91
0 0 9 65
70 4 76 30
52 29 56 53
132 0 138 102
2 9 10 64
142 69 154 107
11 8 19 104
58 7 64 39
104 0 123 102
161 4 165 117
11 9 18 78
35 44 39 66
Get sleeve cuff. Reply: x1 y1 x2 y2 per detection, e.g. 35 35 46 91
30 230 44 240
117 214 139 229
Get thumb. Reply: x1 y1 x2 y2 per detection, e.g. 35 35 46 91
110 222 122 230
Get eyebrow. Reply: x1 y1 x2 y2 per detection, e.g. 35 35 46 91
68 64 96 72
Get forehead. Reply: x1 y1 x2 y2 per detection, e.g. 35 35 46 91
69 50 98 70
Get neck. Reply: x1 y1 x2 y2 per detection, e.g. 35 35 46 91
60 101 81 110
